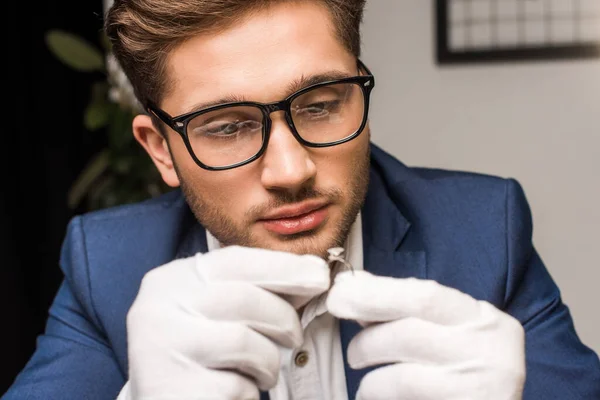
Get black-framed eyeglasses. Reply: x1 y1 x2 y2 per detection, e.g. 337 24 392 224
147 59 375 171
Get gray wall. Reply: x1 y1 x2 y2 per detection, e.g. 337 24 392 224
361 1 600 353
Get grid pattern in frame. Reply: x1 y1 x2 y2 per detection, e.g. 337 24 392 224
436 0 600 64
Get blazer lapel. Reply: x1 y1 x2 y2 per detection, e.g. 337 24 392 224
341 167 427 399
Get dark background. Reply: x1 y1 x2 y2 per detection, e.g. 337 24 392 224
2 0 106 392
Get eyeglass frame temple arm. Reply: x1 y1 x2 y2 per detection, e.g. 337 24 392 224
357 58 374 80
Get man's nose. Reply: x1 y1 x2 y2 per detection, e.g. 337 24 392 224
260 115 317 196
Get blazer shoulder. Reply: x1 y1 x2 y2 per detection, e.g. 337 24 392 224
407 166 529 207
410 165 506 182
64 189 193 275
77 189 184 224
59 188 191 301
370 141 510 188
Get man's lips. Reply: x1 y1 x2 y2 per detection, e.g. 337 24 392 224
261 200 329 220
259 200 330 235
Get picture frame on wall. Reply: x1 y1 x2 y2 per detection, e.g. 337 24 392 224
436 0 600 64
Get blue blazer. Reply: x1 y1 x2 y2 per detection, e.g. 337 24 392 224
4 144 600 399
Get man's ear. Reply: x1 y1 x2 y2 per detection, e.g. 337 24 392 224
132 114 180 187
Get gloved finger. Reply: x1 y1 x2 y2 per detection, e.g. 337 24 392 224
189 369 260 400
130 367 260 400
136 246 330 312
189 319 282 391
327 270 481 325
356 363 458 400
347 317 468 368
196 245 330 308
196 282 303 348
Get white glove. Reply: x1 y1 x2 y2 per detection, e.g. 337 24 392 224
120 245 330 400
327 271 526 400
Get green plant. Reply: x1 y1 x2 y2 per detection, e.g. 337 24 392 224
45 30 170 211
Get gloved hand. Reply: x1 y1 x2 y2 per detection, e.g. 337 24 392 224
327 271 526 400
119 245 330 400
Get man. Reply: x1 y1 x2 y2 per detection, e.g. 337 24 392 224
4 0 600 399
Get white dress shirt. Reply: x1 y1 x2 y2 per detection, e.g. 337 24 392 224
206 214 363 400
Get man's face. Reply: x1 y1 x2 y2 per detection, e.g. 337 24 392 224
148 1 371 257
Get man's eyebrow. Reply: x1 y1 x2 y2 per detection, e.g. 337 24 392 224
183 94 247 115
285 71 355 95
183 70 354 115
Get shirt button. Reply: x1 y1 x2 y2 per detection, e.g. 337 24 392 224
294 350 309 367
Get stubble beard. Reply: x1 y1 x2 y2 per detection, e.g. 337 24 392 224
177 145 370 259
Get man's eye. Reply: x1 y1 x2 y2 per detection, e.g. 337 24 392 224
197 120 262 137
205 122 239 136
295 100 341 118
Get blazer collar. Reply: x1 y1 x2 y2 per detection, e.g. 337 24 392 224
175 210 208 259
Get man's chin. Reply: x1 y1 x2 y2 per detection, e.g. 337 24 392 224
252 226 340 259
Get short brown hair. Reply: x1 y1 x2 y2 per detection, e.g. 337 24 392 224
104 0 366 109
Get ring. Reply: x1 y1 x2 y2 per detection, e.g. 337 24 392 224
327 247 355 275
